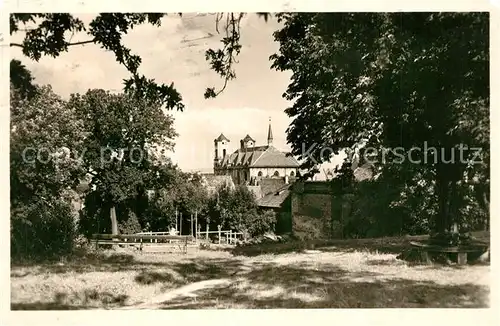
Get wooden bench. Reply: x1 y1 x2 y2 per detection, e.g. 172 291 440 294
410 241 488 265
92 234 195 254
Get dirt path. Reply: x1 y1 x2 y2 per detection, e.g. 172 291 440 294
11 247 490 309
121 278 233 309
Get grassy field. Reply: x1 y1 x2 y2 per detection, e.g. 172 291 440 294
11 236 490 309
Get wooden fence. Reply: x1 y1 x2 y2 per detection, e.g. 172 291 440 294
91 233 196 253
136 227 245 245
197 229 245 245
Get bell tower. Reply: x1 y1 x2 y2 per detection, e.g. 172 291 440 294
214 133 230 173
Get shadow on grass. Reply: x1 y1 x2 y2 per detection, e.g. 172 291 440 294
158 280 488 309
12 289 129 310
11 251 167 275
229 236 424 257
11 252 489 310
134 258 244 287
365 259 406 266
229 233 490 267
11 232 490 310
147 262 488 309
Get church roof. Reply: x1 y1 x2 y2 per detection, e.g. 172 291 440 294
242 134 255 142
220 145 300 168
214 133 230 142
252 146 300 167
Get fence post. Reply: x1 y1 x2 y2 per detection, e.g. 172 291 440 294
191 213 194 237
180 212 183 236
197 224 201 241
218 225 221 245
195 210 198 240
206 222 209 241
175 208 178 233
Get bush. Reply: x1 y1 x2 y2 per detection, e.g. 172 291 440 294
11 198 76 261
208 185 277 237
244 209 276 237
343 173 434 238
292 215 325 240
78 190 107 238
118 211 142 234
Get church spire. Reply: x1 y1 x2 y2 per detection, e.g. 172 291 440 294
267 117 273 146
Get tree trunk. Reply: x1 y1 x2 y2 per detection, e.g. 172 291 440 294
110 205 118 235
435 167 451 234
483 192 489 231
448 181 459 232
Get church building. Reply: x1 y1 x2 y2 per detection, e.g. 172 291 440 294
213 120 300 186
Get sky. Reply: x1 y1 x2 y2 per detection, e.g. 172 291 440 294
11 13 344 175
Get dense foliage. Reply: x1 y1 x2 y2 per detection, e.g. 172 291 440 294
271 13 489 235
9 13 278 260
10 82 84 259
10 12 490 261
68 89 177 235
11 197 76 260
207 184 276 237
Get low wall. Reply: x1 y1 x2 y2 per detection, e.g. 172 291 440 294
291 181 351 239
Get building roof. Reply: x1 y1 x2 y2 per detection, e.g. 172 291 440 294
257 184 292 208
200 174 235 193
242 134 255 142
252 146 300 167
247 185 263 199
214 133 230 142
260 178 286 196
220 145 300 168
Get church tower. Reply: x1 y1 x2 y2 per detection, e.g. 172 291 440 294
214 133 230 170
267 117 273 146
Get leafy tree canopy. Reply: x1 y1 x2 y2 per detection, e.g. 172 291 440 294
10 13 271 105
10 83 86 207
271 13 489 233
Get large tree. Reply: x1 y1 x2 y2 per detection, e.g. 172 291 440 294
10 83 85 208
68 89 177 235
270 13 489 234
10 80 86 257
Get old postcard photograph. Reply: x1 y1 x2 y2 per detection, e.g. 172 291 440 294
1 0 497 325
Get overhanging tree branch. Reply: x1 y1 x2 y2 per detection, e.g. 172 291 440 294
10 39 96 48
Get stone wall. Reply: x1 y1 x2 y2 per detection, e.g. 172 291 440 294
290 181 351 240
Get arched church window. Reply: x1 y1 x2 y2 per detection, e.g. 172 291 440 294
290 171 295 177
273 171 280 177
223 149 226 157
257 171 263 177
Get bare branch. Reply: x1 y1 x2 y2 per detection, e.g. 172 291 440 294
10 38 96 48
215 13 223 33
66 39 96 46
